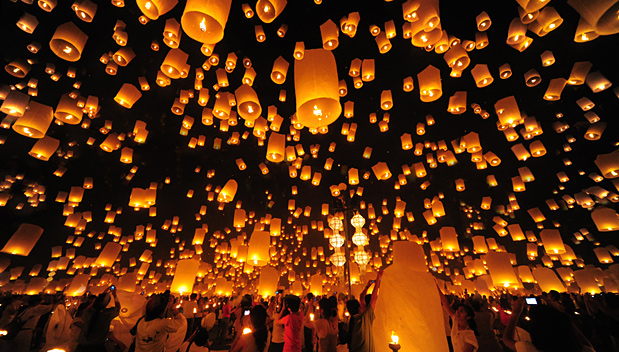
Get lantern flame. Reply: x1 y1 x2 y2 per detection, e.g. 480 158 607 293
390 331 399 344
200 18 207 32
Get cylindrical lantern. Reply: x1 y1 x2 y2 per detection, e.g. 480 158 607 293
470 64 493 88
567 0 619 35
248 231 270 266
181 0 232 44
417 65 442 102
49 22 88 62
271 56 289 84
95 242 122 267
170 259 200 294
294 49 341 128
320 19 339 50
114 83 142 108
256 0 287 23
218 179 237 202
13 101 53 139
543 78 567 101
29 136 59 161
235 84 261 121
1 224 44 256
266 132 285 162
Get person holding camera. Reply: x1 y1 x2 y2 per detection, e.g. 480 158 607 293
75 286 121 352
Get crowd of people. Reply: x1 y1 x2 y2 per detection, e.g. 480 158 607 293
1 273 619 352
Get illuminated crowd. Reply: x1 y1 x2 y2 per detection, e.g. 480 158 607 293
1 277 619 352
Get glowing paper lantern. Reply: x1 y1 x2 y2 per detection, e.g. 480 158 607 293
494 96 521 127
532 267 566 292
66 274 90 296
258 266 279 297
137 0 178 20
439 227 460 252
256 0 287 23
485 251 519 288
181 0 232 44
567 0 619 35
294 49 341 128
218 179 237 202
29 136 59 161
49 22 88 62
95 242 122 267
247 231 270 266
417 65 442 102
320 19 339 50
266 132 285 162
235 84 261 121
170 259 200 294
55 93 82 124
5 58 31 78
591 206 619 231
540 229 566 255
595 149 619 178
12 101 54 139
114 83 142 108
1 224 44 256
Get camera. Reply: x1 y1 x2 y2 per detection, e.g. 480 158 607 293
110 285 116 291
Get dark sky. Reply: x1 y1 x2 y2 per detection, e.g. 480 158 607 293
1 0 618 292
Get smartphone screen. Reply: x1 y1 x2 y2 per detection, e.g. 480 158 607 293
244 310 250 316
525 297 537 305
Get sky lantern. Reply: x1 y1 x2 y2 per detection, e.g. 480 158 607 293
16 12 38 34
218 179 237 203
591 206 619 232
532 267 566 293
266 132 285 162
1 224 44 256
271 56 289 84
417 65 442 102
181 0 231 44
13 101 54 139
440 227 460 252
55 93 83 124
49 22 87 62
170 259 200 294
485 251 519 288
256 0 287 23
29 136 59 161
248 231 270 266
5 58 31 78
235 84 261 121
114 83 142 108
540 229 566 255
294 49 341 128
161 48 189 79
594 149 619 178
1 91 30 117
95 242 122 267
568 0 619 35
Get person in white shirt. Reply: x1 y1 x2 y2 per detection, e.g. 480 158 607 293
135 293 184 352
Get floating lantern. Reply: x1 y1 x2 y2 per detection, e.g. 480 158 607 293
95 242 122 267
49 22 88 62
485 251 519 288
170 259 200 294
1 224 44 256
471 64 493 88
294 49 341 128
271 56 289 84
320 19 339 50
256 0 287 23
29 136 59 161
161 48 189 79
218 179 237 203
114 83 142 108
13 101 53 139
591 206 619 231
568 0 619 35
417 65 442 102
181 0 232 44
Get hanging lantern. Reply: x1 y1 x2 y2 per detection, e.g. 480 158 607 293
49 22 88 62
294 49 341 128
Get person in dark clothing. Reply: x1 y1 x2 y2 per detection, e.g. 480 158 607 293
75 287 121 352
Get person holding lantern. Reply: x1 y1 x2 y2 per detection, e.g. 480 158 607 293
347 270 384 352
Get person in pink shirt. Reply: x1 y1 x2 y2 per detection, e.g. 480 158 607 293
277 295 303 352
